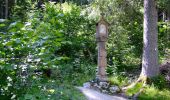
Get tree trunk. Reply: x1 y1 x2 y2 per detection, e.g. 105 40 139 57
80 0 82 6
140 0 159 78
166 2 170 62
0 2 3 18
60 0 62 10
163 11 166 22
5 0 8 19
167 3 170 21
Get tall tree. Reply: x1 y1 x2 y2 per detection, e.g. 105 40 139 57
166 1 170 62
167 2 170 21
140 0 159 79
0 1 3 18
5 0 8 19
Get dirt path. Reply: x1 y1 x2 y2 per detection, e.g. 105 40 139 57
76 87 128 100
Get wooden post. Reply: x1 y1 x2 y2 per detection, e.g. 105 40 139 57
96 16 109 81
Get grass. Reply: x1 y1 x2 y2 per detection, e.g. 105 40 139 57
108 75 129 87
107 71 170 100
9 62 97 100
138 85 170 100
18 62 170 100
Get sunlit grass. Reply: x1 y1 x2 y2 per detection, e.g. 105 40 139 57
108 75 129 87
108 74 170 100
138 85 170 100
125 82 143 96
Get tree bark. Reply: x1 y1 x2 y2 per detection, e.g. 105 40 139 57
5 0 8 19
140 0 159 78
166 2 170 62
0 2 3 18
60 0 62 10
167 3 170 21
163 11 166 22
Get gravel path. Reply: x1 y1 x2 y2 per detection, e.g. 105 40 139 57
76 87 128 100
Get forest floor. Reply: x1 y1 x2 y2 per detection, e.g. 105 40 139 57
77 87 128 100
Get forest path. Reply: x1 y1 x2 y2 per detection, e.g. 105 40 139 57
76 87 128 100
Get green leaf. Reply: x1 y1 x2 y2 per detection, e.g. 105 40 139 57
6 41 14 46
24 94 34 100
0 24 6 27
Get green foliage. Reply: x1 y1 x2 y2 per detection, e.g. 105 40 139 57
138 86 170 100
158 22 170 61
157 0 170 9
11 0 33 20
108 75 128 87
1 0 170 99
125 75 170 99
11 76 86 100
150 75 168 89
126 82 143 96
91 0 143 71
0 2 96 99
52 62 96 85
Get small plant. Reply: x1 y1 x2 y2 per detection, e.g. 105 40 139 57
125 82 143 96
108 75 128 87
138 85 170 100
150 75 168 89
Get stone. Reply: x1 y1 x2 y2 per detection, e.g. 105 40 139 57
91 83 99 91
160 62 170 82
99 82 109 89
160 62 170 75
109 86 120 93
93 83 98 88
96 84 102 89
101 90 108 94
83 82 91 88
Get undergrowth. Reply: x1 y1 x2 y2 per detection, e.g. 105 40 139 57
124 75 170 100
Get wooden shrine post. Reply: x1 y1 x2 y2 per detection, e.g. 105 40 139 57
96 15 109 81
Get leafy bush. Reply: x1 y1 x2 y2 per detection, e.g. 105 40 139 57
0 2 96 99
